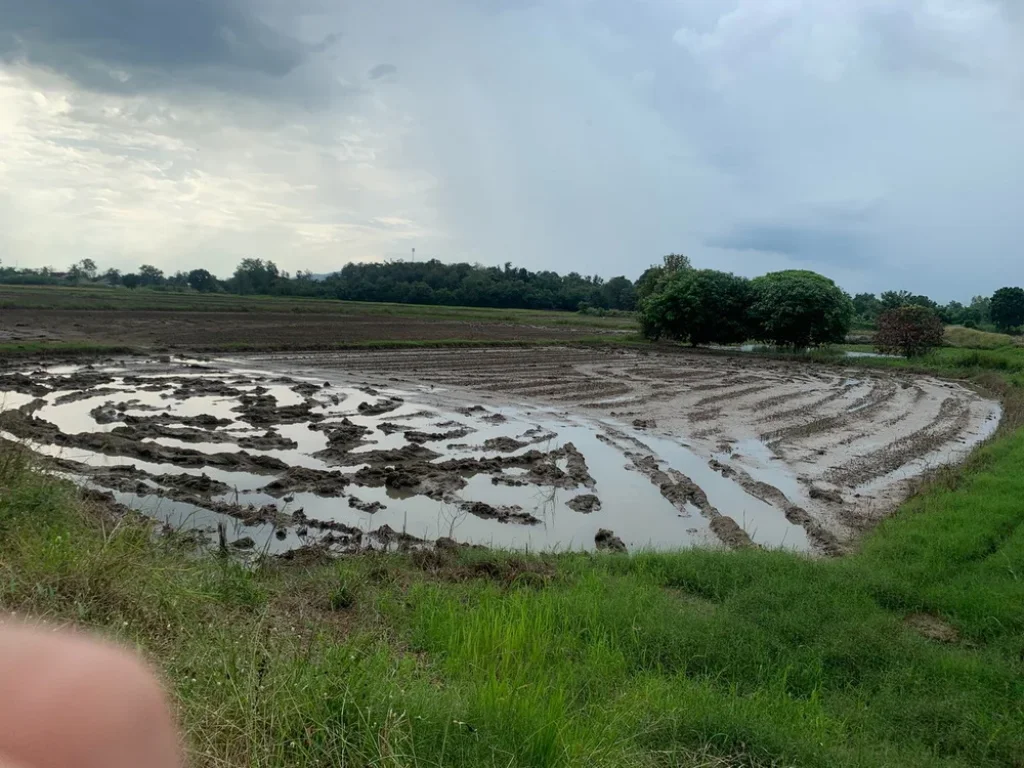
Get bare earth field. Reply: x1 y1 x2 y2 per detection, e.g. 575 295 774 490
254 347 1001 548
0 308 612 349
0 340 999 556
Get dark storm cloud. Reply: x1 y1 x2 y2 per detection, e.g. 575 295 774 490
0 0 340 99
708 223 874 266
368 63 398 80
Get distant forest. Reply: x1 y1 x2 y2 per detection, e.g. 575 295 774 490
0 258 640 313
0 255 1014 330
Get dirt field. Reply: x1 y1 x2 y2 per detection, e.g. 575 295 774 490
252 347 1001 546
0 308 615 349
0 343 1001 556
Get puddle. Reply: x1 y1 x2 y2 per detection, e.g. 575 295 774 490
0 360 815 555
736 345 895 359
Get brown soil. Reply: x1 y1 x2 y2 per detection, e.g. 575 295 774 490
595 528 627 553
269 347 997 546
904 613 960 643
459 501 541 525
566 494 601 513
1 308 607 350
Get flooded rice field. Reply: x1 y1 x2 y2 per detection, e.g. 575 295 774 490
0 348 1001 556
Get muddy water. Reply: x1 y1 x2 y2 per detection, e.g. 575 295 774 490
0 359 822 555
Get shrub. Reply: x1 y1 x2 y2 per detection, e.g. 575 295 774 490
639 269 753 345
875 305 945 358
749 270 854 348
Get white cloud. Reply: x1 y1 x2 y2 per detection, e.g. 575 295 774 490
0 64 440 275
0 0 1022 299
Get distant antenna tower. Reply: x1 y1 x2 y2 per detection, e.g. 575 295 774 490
411 247 416 262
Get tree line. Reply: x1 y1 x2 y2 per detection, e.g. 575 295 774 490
2 256 1022 341
637 260 855 348
636 256 1024 357
0 258 638 313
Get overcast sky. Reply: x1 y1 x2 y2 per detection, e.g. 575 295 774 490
1 0 1022 299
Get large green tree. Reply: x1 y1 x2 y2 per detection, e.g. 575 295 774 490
634 254 692 304
990 287 1024 332
749 270 854 348
852 293 882 320
187 269 220 292
137 265 165 287
639 269 753 345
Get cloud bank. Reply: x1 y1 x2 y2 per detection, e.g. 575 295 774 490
1 0 1022 298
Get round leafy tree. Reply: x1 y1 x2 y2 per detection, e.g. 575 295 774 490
875 305 945 358
990 286 1024 332
749 270 854 348
639 269 753 345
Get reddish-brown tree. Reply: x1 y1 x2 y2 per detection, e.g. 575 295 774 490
875 305 945 358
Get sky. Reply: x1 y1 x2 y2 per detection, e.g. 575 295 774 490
1 0 1022 300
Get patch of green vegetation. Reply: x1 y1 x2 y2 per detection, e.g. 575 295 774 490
3 356 1024 768
0 285 637 330
944 325 1020 350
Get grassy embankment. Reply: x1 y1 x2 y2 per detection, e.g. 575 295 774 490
0 284 637 328
2 354 1024 767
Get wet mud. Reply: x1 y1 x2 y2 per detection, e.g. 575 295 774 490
0 350 1000 556
251 347 1001 547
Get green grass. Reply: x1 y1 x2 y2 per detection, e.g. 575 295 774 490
944 326 1020 350
0 284 637 330
3 371 1024 768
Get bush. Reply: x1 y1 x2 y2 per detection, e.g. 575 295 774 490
875 305 945 358
639 269 753 345
749 270 854 348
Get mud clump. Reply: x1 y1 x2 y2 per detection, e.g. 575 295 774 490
111 423 233 445
123 413 232 428
262 467 350 497
290 381 324 397
51 430 289 474
349 496 386 513
0 373 50 396
710 516 755 549
352 464 467 501
340 444 441 468
370 524 424 547
809 485 844 504
632 418 656 430
567 494 601 513
595 528 627 553
459 501 540 525
483 436 528 453
90 401 162 425
234 392 324 427
377 421 411 435
159 472 231 497
52 387 123 405
171 379 244 399
237 431 298 450
312 418 371 458
358 397 404 416
405 427 473 444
